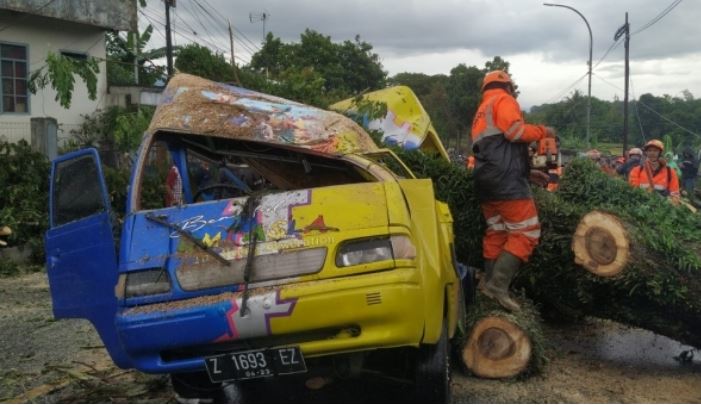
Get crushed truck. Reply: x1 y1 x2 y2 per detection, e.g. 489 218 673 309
45 74 466 402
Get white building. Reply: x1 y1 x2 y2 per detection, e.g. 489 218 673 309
0 0 136 143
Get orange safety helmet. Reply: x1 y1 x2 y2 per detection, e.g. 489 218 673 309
643 139 664 152
481 70 513 92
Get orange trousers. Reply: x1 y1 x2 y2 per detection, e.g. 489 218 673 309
481 198 541 262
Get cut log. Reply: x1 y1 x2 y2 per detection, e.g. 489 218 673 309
572 210 630 277
456 293 546 379
462 316 532 379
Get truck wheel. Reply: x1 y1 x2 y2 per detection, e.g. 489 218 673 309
415 322 451 403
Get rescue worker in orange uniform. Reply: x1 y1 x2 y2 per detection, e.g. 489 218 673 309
471 70 555 311
629 139 681 204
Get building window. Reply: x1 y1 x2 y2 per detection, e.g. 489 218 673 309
1 43 28 113
60 51 88 61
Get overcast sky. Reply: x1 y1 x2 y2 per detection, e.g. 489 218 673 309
141 0 700 110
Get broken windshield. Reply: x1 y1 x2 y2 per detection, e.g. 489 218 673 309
132 132 378 211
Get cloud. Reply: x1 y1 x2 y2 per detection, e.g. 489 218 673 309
145 0 701 107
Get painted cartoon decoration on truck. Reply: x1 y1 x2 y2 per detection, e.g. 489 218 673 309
218 290 298 341
169 190 313 261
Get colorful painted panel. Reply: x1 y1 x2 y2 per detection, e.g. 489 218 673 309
148 74 379 155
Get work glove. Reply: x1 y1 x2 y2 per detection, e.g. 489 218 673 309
529 170 550 188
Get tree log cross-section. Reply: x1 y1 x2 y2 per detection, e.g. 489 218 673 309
463 316 532 379
572 210 630 277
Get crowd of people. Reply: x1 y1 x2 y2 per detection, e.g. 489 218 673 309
586 140 699 205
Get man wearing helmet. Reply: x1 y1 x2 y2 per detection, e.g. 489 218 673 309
628 139 680 204
470 69 555 312
616 147 643 179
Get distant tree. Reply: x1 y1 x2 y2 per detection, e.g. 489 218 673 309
447 64 483 135
174 44 236 82
483 56 511 73
250 29 386 96
106 25 168 86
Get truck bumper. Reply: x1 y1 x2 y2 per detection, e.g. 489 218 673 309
115 268 424 373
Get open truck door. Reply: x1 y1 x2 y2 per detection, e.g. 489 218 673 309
45 148 128 365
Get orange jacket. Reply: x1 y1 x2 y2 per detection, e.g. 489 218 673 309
471 89 548 145
470 88 548 202
628 160 680 198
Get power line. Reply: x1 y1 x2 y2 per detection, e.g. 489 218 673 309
629 78 647 142
632 0 683 36
140 8 250 65
142 8 225 53
637 100 701 139
181 0 223 50
592 38 623 71
174 1 258 58
592 72 623 92
189 0 261 54
544 71 589 104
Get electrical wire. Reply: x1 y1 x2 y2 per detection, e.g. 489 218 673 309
632 0 683 36
544 71 589 104
140 8 250 65
592 72 623 92
190 0 261 58
629 79 647 142
592 38 623 71
637 100 701 139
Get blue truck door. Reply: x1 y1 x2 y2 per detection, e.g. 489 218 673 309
45 148 118 321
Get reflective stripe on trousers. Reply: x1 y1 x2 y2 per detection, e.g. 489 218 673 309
482 198 540 262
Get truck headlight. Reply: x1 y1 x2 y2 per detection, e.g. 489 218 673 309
336 235 415 267
125 269 171 298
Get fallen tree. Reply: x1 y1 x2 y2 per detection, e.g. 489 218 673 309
395 150 701 350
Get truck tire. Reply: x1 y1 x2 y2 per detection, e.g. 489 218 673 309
414 322 451 403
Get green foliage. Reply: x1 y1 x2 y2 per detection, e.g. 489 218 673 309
106 25 167 86
114 107 154 154
527 91 701 151
0 140 49 264
29 52 99 109
250 30 386 97
175 43 236 82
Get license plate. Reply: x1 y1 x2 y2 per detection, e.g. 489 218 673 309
205 346 307 382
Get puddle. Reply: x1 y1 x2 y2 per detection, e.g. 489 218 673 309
552 318 701 371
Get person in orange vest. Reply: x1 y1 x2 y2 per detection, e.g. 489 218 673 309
471 70 555 311
629 139 681 205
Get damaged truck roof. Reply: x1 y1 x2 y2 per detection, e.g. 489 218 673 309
147 74 380 155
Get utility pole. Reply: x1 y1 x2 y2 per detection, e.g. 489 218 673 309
165 0 175 78
250 12 269 40
615 13 630 154
228 19 241 85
